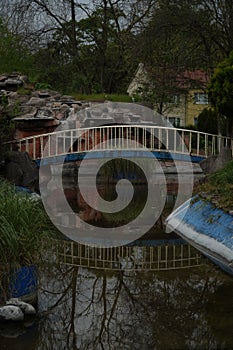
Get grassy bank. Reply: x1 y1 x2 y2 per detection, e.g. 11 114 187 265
197 160 233 211
70 93 136 103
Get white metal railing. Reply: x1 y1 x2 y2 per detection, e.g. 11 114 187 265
5 125 233 160
43 238 203 271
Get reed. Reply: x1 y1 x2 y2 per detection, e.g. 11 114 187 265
0 179 55 268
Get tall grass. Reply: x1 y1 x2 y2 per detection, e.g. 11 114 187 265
0 179 55 267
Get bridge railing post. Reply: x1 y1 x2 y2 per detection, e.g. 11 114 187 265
211 135 215 155
197 133 200 155
40 136 44 158
188 131 192 153
217 135 222 154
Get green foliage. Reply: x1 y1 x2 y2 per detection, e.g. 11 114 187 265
70 93 133 102
0 179 55 267
31 45 71 92
0 19 33 74
16 88 32 96
30 3 135 94
198 161 233 210
1 1 233 102
182 124 197 131
0 99 16 142
197 108 219 134
34 82 52 91
136 0 222 111
209 161 233 186
208 51 233 130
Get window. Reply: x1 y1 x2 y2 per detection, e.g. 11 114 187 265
169 117 181 127
168 95 180 104
194 93 208 104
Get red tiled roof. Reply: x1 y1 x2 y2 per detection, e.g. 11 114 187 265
176 69 210 89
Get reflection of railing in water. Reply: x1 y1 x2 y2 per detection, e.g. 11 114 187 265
43 238 203 271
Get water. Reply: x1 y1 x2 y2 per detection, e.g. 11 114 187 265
1 181 233 350
1 262 233 350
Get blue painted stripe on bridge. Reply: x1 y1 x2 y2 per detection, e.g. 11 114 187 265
35 150 205 167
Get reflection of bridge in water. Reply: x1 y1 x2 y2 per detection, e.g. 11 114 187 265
44 238 204 271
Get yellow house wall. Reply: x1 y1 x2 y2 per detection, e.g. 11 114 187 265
186 89 209 126
162 94 186 127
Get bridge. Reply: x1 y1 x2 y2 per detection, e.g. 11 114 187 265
6 125 233 165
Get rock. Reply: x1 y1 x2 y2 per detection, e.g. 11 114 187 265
26 97 46 107
38 91 51 98
7 91 19 100
6 298 36 315
36 107 53 117
200 147 232 174
5 78 22 86
0 74 7 82
0 305 24 321
18 106 38 116
14 110 38 121
31 91 40 98
4 151 39 191
4 161 23 186
60 94 75 101
0 73 24 92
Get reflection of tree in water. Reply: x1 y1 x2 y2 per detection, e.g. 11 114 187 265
38 264 233 350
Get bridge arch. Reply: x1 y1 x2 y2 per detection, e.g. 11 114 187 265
6 124 233 165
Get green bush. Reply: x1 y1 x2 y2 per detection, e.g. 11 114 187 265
198 160 233 210
209 160 233 186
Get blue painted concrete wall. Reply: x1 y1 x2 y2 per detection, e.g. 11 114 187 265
174 197 233 250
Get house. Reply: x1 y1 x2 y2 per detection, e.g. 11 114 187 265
178 69 210 126
127 64 210 127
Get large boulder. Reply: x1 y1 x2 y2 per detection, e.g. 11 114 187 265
4 151 39 191
0 305 24 321
200 147 232 174
26 97 47 107
6 298 36 315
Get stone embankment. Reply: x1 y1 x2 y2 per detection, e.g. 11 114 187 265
0 73 91 140
0 73 163 141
